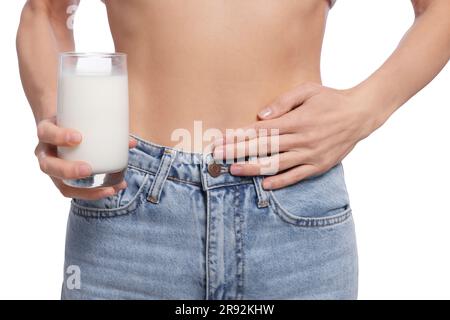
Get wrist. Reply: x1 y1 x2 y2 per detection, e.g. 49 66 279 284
34 93 56 125
344 83 396 134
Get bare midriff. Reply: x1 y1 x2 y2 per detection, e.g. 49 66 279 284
104 0 330 152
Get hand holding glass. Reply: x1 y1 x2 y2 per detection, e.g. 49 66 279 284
57 53 129 188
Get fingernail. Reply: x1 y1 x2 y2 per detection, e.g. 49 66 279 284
258 107 272 118
78 164 92 177
230 165 242 175
67 132 82 144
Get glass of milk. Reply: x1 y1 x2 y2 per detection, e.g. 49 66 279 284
57 52 129 188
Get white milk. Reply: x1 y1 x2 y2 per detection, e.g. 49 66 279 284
57 74 129 174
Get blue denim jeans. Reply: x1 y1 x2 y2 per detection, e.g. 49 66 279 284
61 134 358 300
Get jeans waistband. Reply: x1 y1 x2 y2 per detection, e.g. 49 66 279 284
128 134 257 191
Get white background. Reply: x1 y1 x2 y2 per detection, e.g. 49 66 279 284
0 0 449 300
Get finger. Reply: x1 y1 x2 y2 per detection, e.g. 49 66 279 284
129 137 138 149
37 118 82 147
35 141 51 158
262 164 318 190
214 119 294 147
229 151 310 176
53 178 127 200
257 82 321 120
37 150 92 179
213 134 300 160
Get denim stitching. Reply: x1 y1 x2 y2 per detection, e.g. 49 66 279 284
234 185 245 300
252 176 270 208
166 176 201 187
128 165 253 189
127 164 157 176
147 151 176 203
209 193 219 299
205 189 211 300
70 174 151 218
204 181 253 190
146 154 168 202
269 190 352 227
128 164 201 186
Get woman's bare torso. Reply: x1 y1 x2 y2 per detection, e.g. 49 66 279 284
104 0 330 152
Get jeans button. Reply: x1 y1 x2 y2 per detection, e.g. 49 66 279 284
208 163 222 177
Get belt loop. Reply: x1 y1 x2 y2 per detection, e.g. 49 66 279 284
253 176 270 208
147 148 177 204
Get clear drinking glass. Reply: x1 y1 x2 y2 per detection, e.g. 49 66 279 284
57 52 129 188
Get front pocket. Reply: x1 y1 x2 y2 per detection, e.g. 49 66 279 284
70 167 151 218
269 163 352 227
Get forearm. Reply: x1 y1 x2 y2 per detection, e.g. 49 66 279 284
17 0 77 125
352 0 450 129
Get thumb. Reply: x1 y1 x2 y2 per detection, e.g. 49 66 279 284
257 82 321 119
